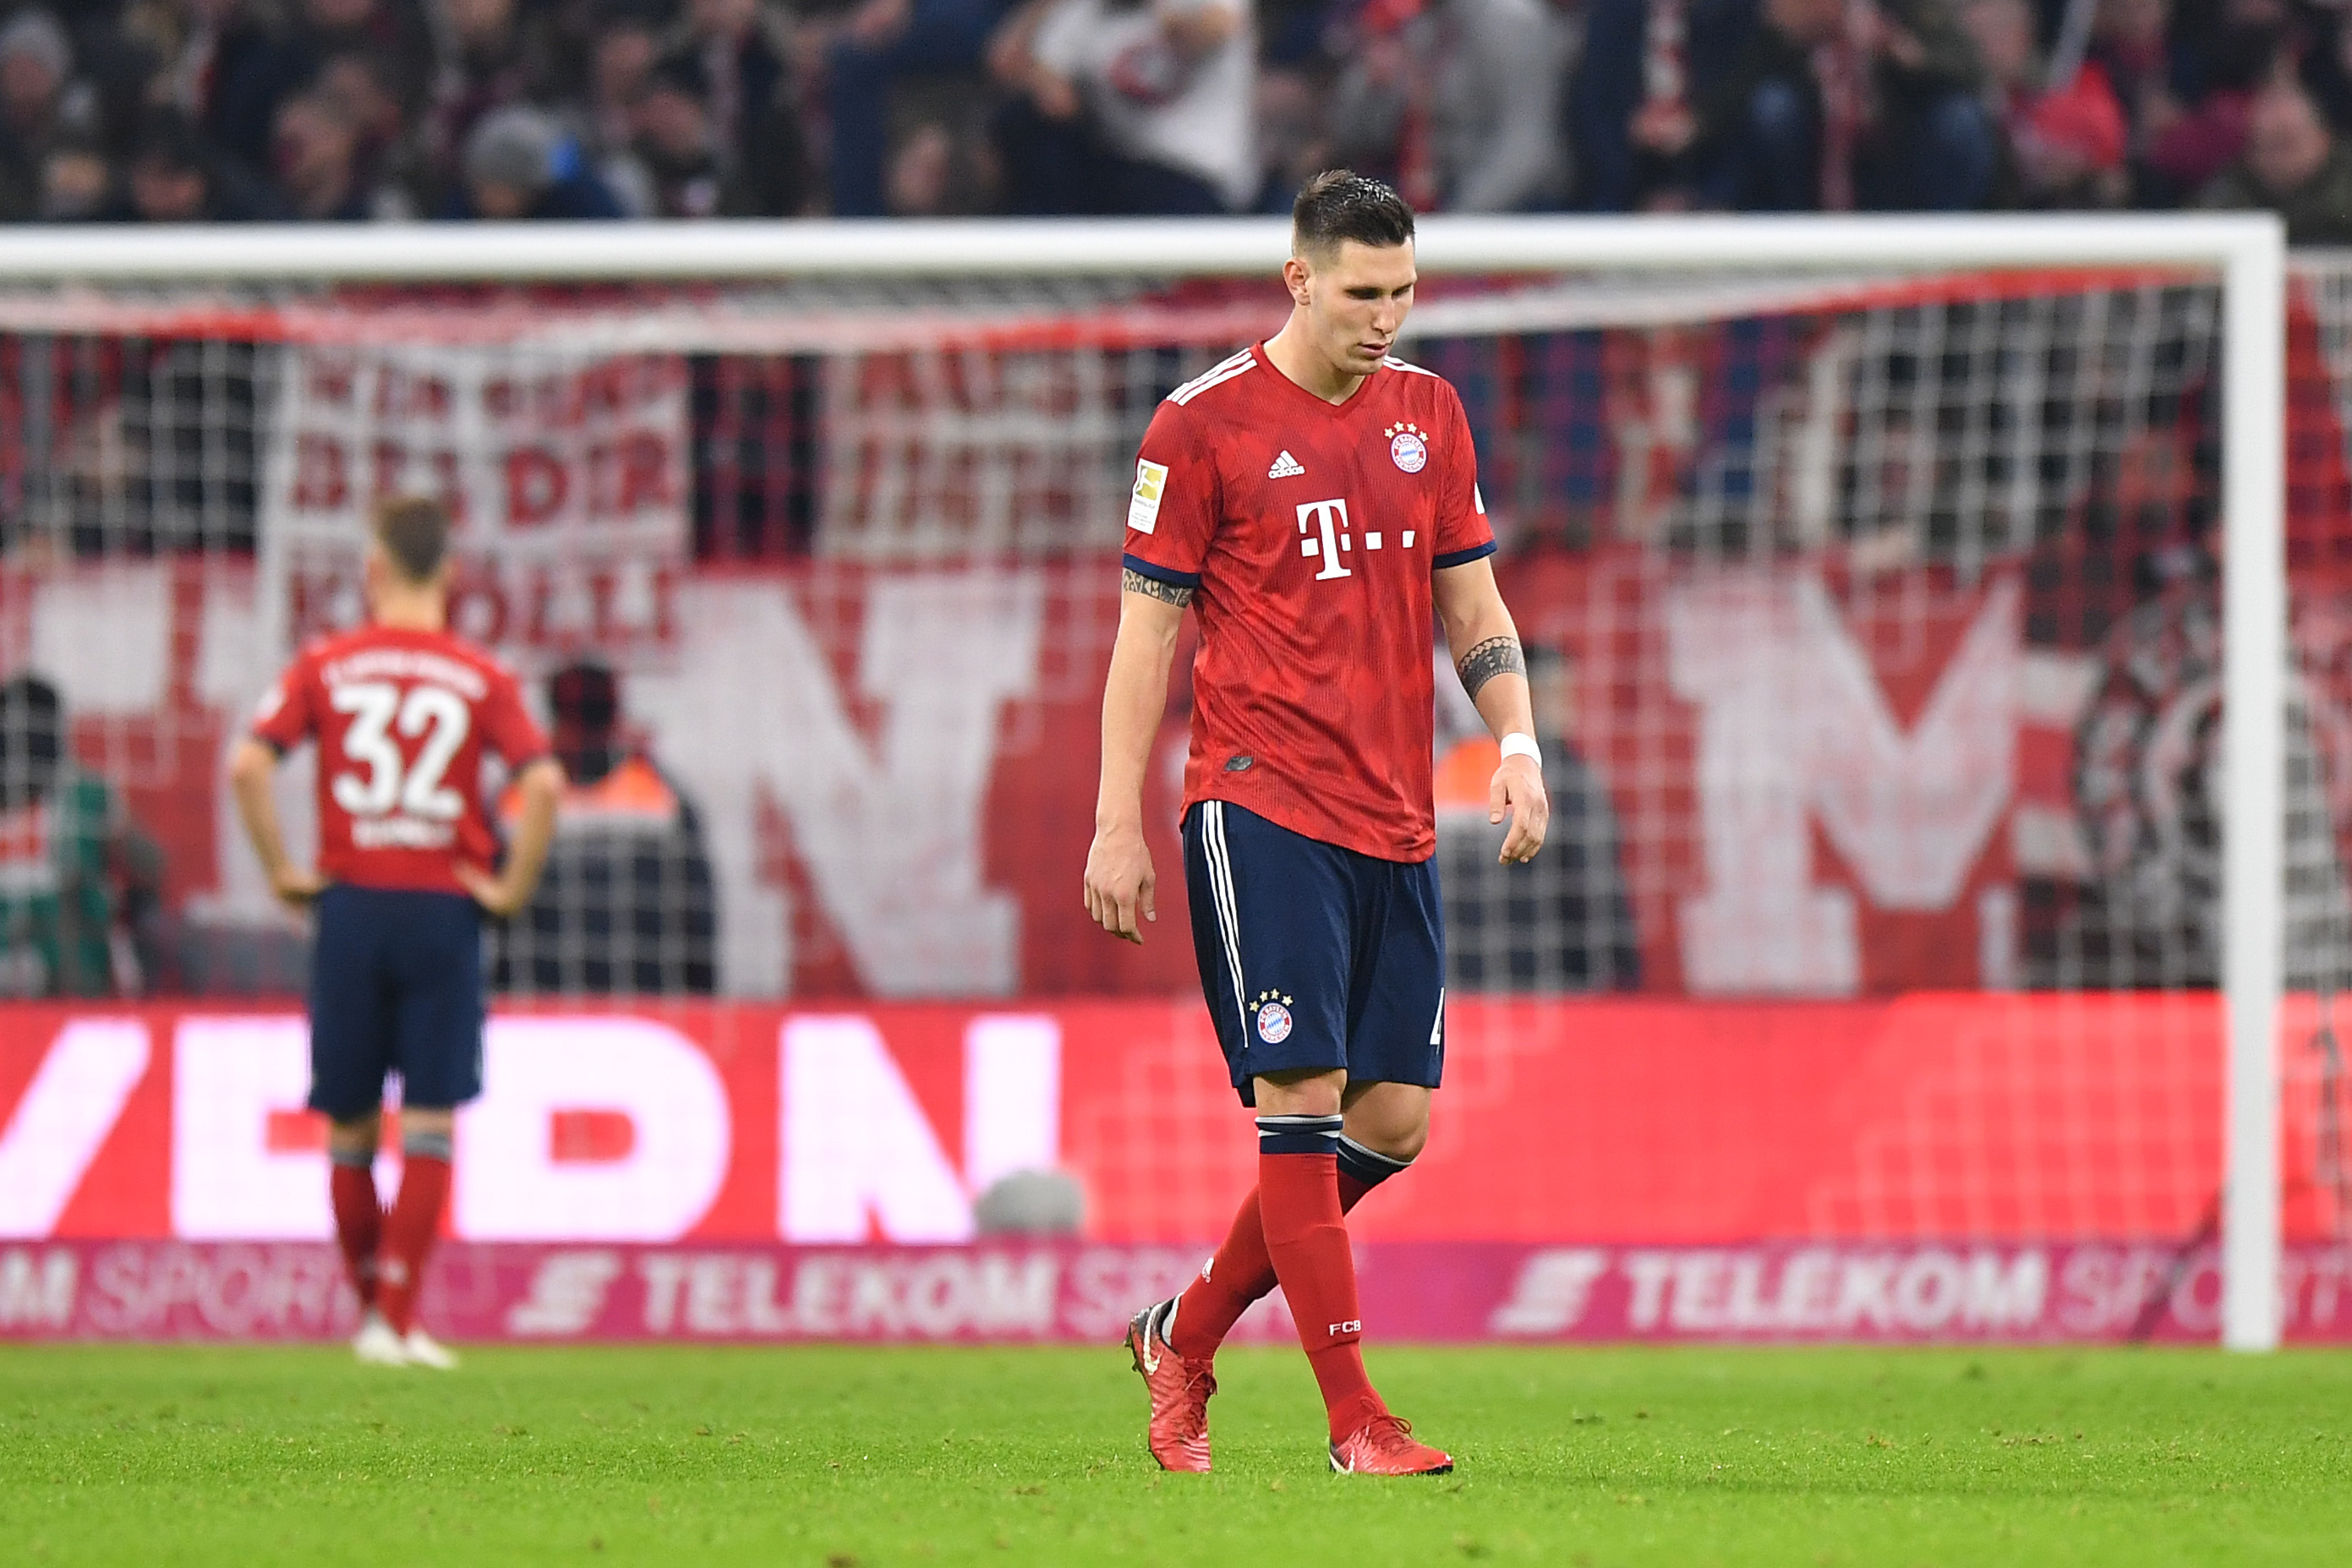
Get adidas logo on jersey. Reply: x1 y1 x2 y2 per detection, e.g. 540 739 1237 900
1268 451 1305 478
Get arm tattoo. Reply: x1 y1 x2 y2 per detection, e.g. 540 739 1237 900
1456 635 1526 701
1123 568 1195 607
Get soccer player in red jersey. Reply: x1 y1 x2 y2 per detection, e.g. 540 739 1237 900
229 496 564 1369
1086 171 1550 1476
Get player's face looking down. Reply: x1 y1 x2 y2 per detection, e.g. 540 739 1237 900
1283 239 1417 395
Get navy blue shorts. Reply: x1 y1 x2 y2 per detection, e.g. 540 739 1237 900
307 884 485 1120
1182 800 1446 1106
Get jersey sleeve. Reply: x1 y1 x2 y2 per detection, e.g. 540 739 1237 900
479 664 553 770
1120 400 1220 590
249 653 316 753
1430 387 1497 571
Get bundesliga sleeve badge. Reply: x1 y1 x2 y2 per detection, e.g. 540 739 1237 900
1128 459 1169 533
1386 423 1428 474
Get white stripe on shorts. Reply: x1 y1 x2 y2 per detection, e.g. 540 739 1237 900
1203 802 1249 1033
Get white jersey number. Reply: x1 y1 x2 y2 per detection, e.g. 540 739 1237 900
329 680 471 822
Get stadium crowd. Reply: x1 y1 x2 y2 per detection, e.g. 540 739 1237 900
0 0 2345 228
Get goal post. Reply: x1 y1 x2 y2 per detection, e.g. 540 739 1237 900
0 215 2291 1348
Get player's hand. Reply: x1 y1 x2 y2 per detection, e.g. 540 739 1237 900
270 866 325 911
455 862 532 920
1083 822 1157 945
1490 754 1550 865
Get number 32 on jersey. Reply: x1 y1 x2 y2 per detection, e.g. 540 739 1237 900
330 680 471 849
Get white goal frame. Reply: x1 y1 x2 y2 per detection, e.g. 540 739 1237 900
0 214 2289 1349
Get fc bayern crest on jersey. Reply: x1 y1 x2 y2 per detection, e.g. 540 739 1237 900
1255 998 1294 1044
1387 422 1429 473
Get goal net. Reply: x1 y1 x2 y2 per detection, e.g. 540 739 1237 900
0 218 2322 1343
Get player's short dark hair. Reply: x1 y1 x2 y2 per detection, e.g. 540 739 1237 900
1291 170 1415 259
372 494 451 584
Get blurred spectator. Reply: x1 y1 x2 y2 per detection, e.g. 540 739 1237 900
827 0 1012 216
2087 0 2191 168
118 0 255 123
1963 0 2130 207
1255 54 1331 209
990 0 1256 213
0 8 97 221
1440 644 1642 992
1693 0 1999 210
573 0 664 214
2136 0 2285 200
446 99 623 216
416 0 564 210
212 0 432 183
2010 64 2131 205
1573 0 1758 210
271 85 376 217
115 106 282 220
0 674 164 999
1327 0 1574 212
493 662 719 997
683 0 809 214
878 110 999 212
41 135 112 219
633 50 728 216
2200 78 2352 242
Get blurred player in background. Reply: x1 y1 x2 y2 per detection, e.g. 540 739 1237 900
230 496 564 1369
1085 171 1549 1476
0 673 165 997
492 659 718 996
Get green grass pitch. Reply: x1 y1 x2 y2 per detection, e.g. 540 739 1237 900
3 1342 2348 1565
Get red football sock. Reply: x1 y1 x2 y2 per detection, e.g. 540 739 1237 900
1168 1170 1379 1362
329 1161 382 1311
1257 1150 1382 1443
375 1155 451 1336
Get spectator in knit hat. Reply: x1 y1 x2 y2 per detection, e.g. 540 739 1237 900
0 8 86 221
2200 79 2352 244
446 101 622 218
417 0 568 211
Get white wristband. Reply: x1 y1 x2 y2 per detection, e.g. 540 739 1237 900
1498 733 1541 766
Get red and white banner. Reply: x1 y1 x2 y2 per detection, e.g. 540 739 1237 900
262 346 689 665
4 1238 2349 1345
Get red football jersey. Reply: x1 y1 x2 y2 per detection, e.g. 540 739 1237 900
251 626 551 894
1122 345 1496 861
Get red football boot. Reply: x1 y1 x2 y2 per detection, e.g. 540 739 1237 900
1125 1298 1216 1472
1329 1412 1453 1476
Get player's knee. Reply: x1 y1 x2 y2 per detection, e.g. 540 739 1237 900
1357 1117 1427 1164
1341 1081 1430 1162
1253 1068 1345 1117
401 1106 456 1161
327 1112 381 1165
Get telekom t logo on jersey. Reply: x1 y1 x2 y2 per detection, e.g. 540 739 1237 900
1297 500 1416 582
